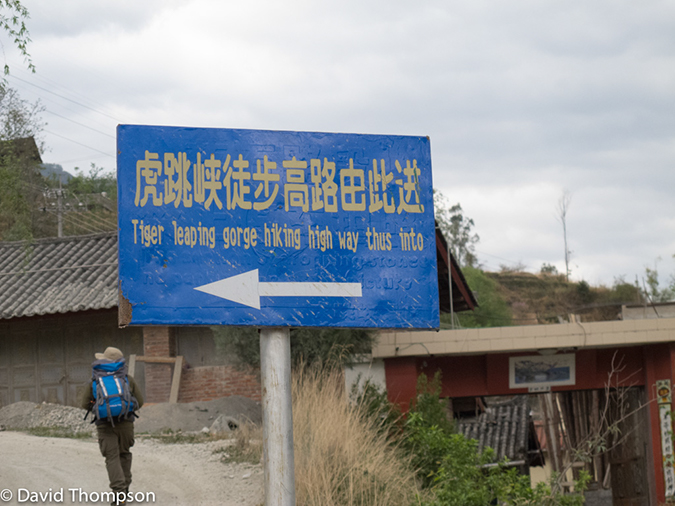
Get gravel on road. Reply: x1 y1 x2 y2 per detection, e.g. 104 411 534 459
0 398 264 505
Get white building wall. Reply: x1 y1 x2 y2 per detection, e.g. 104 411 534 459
622 303 675 320
344 357 387 395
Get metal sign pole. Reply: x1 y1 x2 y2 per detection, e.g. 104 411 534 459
260 328 296 506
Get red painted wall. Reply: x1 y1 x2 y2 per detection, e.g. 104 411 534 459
404 347 648 399
384 343 675 504
384 357 419 412
643 343 675 503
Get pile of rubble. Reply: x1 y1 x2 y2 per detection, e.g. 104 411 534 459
0 401 94 434
0 396 262 435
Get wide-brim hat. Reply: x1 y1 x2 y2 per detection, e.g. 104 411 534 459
95 346 124 362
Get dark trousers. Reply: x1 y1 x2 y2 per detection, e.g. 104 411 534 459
97 420 135 493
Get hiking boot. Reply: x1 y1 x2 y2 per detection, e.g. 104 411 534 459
111 491 126 506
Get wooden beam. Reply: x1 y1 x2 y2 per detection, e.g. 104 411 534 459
128 354 137 377
129 354 184 403
169 356 183 404
132 355 178 364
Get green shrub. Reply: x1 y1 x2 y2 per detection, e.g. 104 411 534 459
349 375 402 439
400 372 589 505
409 371 454 435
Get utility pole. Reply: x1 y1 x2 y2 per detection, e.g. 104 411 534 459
56 180 64 238
42 181 68 238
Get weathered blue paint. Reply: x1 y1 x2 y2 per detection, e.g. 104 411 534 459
117 125 439 328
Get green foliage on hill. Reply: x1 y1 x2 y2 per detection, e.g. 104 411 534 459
1 160 117 240
443 266 645 328
67 164 117 200
454 267 513 328
479 270 642 325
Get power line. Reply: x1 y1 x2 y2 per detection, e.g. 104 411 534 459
63 213 103 234
60 206 115 229
5 65 119 169
10 53 119 117
44 109 115 139
8 74 120 122
475 249 525 267
44 129 114 158
73 210 116 229
56 154 111 166
7 71 114 133
8 61 117 118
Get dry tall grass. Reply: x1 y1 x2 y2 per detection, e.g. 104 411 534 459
292 368 420 506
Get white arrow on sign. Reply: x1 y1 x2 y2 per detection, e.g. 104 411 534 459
194 269 363 310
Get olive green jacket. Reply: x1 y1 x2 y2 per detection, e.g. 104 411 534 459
80 374 144 423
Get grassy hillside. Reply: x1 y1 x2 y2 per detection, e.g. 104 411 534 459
447 269 643 328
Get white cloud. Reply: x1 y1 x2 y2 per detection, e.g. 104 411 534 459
5 0 675 285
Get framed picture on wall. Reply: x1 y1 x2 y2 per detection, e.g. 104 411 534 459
509 353 576 390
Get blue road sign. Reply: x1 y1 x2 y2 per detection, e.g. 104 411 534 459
117 125 439 328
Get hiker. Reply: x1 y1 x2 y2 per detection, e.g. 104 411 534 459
80 346 143 504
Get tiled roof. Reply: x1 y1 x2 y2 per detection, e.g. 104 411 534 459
456 396 529 462
0 232 118 319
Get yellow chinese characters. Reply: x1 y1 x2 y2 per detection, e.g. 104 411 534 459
134 152 425 215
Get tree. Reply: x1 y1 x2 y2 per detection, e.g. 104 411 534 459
642 261 675 303
67 164 117 198
0 2 39 240
0 86 44 146
542 354 647 498
608 277 641 304
541 263 560 276
434 189 479 267
0 138 38 240
557 190 572 282
0 87 45 240
0 0 34 79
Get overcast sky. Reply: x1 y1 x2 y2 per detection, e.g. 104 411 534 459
5 0 675 287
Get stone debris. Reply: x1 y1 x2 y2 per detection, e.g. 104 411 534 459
0 401 95 435
0 396 262 435
209 414 239 433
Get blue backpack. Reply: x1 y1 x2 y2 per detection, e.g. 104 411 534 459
89 358 138 424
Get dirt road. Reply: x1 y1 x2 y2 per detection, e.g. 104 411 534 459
0 431 263 505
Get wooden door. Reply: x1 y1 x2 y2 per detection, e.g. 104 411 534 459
610 387 650 506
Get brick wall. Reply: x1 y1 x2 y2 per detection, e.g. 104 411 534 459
143 326 175 403
143 326 176 356
142 326 261 403
178 365 261 403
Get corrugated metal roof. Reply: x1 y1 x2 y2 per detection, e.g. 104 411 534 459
0 232 118 319
456 396 529 462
